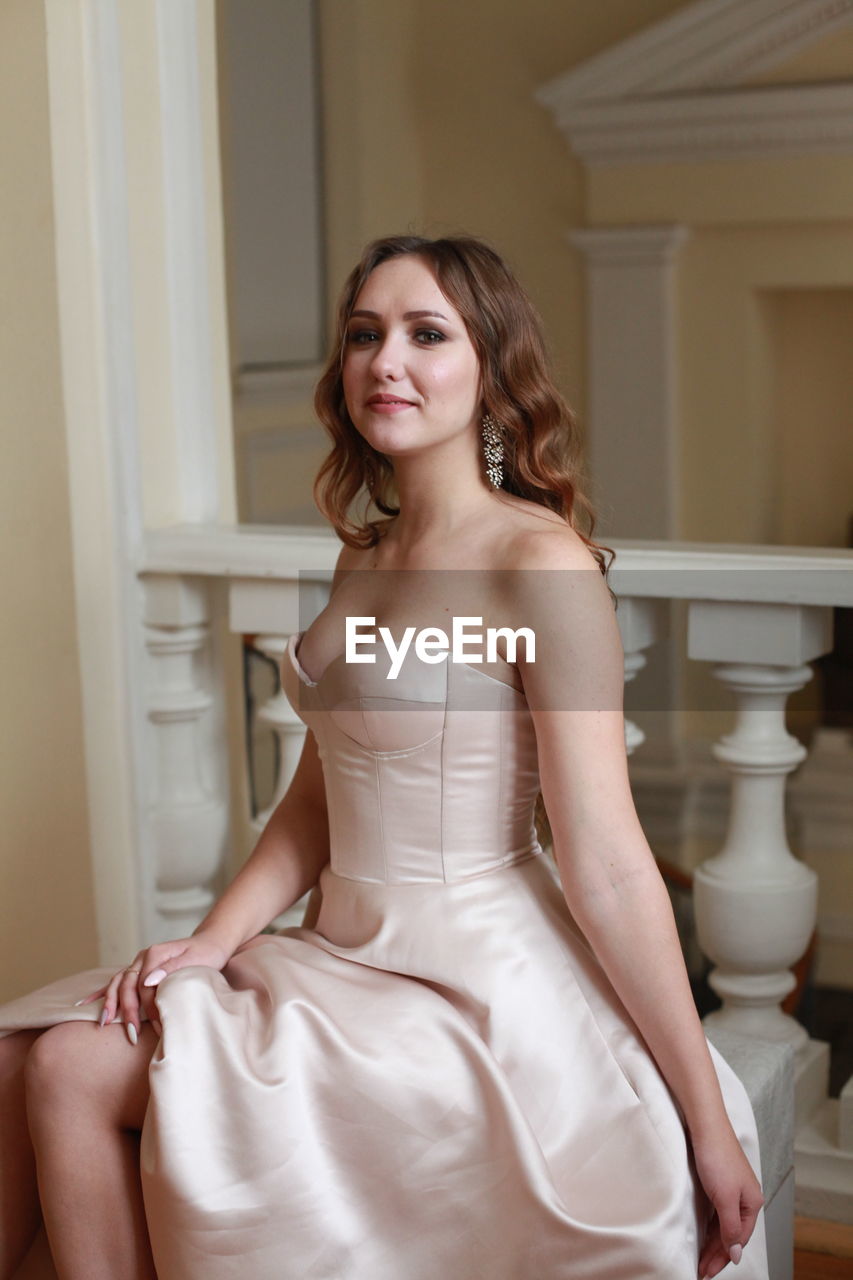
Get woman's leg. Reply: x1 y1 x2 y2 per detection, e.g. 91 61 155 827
24 1020 158 1280
0 1030 42 1278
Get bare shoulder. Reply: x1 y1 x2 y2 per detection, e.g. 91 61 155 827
480 494 596 569
503 520 601 575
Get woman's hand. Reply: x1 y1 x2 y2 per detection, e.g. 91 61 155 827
76 932 232 1046
692 1122 764 1279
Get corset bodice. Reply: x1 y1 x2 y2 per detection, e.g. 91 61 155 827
281 632 543 885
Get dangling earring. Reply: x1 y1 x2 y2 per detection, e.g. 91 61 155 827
481 411 504 490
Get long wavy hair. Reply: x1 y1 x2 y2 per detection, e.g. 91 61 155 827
313 234 615 590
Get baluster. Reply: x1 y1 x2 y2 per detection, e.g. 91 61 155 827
689 599 833 1050
143 576 231 939
246 632 312 931
251 633 307 824
615 595 665 756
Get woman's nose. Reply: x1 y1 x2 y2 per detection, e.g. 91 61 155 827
370 333 405 380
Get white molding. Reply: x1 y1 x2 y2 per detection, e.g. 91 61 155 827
536 0 853 167
537 0 853 103
557 83 853 168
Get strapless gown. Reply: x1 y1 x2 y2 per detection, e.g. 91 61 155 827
0 633 769 1280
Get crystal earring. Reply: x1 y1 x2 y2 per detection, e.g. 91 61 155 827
481 411 504 489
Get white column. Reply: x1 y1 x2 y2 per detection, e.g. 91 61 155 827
689 599 833 1050
569 225 687 541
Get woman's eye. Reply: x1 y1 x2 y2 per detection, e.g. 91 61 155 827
347 330 379 345
415 329 445 344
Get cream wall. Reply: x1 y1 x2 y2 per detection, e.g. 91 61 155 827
0 0 98 1001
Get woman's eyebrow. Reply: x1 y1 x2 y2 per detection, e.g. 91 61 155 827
349 309 451 321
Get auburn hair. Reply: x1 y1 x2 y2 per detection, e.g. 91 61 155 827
313 234 615 588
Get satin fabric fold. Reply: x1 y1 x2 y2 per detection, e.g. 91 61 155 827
0 633 769 1279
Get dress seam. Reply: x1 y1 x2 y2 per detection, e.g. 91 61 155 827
322 847 542 886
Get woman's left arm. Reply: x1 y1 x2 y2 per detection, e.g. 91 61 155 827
509 532 764 1279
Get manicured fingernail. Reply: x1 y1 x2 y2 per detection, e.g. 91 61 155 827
127 1023 138 1046
729 1244 742 1264
74 997 87 1007
98 1008 109 1028
144 969 167 987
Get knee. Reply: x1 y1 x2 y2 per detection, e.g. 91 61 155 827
23 1023 97 1107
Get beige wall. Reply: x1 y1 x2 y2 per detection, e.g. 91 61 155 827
0 0 98 1001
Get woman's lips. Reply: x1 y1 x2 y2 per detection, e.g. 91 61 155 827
366 395 415 414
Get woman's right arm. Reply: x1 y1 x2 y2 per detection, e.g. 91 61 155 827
191 725 330 956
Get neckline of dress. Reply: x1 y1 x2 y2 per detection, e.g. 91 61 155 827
288 631 525 695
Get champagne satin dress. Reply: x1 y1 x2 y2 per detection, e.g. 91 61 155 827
1 632 769 1279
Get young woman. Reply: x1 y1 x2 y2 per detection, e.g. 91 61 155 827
0 235 767 1279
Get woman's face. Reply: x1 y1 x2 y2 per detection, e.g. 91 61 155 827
342 255 481 463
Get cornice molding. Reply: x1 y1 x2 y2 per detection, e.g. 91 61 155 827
536 0 853 167
570 225 689 266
